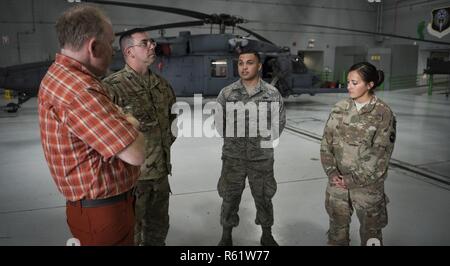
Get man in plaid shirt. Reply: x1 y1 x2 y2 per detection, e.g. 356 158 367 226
38 5 145 245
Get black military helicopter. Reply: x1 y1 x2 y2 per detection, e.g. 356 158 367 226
0 60 53 113
0 0 336 113
2 0 450 113
98 1 330 97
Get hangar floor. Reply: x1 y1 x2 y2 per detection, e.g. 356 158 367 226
0 87 449 246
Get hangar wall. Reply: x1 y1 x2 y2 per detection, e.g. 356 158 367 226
0 0 449 79
0 0 377 70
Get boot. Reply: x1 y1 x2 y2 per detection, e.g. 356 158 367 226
260 226 279 246
218 227 233 246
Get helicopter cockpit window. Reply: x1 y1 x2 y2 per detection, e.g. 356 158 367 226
292 57 307 74
211 59 228 78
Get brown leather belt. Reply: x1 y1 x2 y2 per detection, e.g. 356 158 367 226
67 189 133 208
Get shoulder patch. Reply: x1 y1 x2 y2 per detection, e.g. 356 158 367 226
390 132 396 143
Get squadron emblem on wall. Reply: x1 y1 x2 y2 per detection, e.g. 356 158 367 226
427 7 450 38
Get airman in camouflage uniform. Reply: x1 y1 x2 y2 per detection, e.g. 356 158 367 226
320 62 396 246
103 29 176 246
216 51 286 246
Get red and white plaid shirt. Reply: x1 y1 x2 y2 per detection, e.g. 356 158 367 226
38 54 140 201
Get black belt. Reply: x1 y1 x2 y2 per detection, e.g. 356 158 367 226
68 189 134 208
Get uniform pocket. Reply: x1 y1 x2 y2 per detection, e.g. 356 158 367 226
217 175 227 198
263 175 277 201
364 196 388 229
325 185 352 224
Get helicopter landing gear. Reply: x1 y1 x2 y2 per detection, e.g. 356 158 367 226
2 92 31 113
5 102 20 113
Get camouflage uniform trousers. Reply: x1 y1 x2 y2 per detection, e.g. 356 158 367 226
134 176 171 246
325 181 389 246
218 157 277 228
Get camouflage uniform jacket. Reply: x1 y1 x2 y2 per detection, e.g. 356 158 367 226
320 96 396 188
103 64 176 180
216 79 286 161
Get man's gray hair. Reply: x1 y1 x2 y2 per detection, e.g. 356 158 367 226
55 4 111 51
119 27 146 54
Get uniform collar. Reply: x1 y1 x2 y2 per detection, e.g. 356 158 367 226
349 96 378 114
124 64 148 80
123 64 160 88
232 79 264 97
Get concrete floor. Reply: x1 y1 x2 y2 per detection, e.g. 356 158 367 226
0 87 449 246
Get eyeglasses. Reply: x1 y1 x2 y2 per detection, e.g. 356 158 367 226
129 39 157 49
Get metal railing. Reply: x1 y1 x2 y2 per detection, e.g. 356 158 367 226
389 74 425 90
389 74 449 95
314 71 448 95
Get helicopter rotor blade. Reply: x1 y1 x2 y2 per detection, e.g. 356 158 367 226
83 0 212 20
83 1 247 30
294 22 450 46
115 20 205 36
237 26 275 45
250 20 450 46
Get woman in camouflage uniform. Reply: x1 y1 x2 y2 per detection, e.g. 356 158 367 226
320 62 396 246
